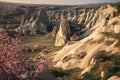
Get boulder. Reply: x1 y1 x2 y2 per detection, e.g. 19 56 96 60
114 25 120 33
70 32 79 41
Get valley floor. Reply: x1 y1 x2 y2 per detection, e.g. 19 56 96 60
21 34 62 57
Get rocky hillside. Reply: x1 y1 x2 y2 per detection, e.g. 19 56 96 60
53 3 120 79
0 2 120 80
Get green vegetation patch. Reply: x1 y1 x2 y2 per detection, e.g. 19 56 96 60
22 35 62 57
82 52 120 80
50 67 81 80
102 32 120 48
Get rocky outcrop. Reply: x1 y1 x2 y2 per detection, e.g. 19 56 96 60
0 28 4 33
77 4 118 30
51 26 59 37
29 9 48 34
100 16 120 33
55 15 71 46
36 9 48 26
20 10 32 26
72 10 78 22
67 10 72 21
53 4 120 72
108 76 120 80
17 9 49 35
77 10 87 28
53 18 119 71
70 32 79 41
55 13 61 21
114 25 120 33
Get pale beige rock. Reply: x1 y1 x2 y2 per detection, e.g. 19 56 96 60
55 12 61 21
0 28 4 32
81 58 96 75
99 16 120 33
114 25 120 33
52 4 120 78
67 10 72 21
72 10 78 22
108 17 120 25
108 76 120 80
20 10 31 26
53 5 119 71
77 4 117 30
55 17 71 46
51 26 59 36
17 9 48 35
20 15 26 26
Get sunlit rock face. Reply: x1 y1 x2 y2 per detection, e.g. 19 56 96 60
108 76 120 80
54 4 119 47
0 28 4 33
49 11 56 21
55 12 61 21
72 10 78 22
29 9 48 35
20 10 32 26
55 15 71 46
100 16 120 33
77 4 118 31
17 9 49 35
114 25 120 33
67 10 72 21
51 26 59 37
53 4 120 72
36 9 49 27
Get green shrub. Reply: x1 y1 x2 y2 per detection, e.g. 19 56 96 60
82 53 120 80
50 68 81 80
102 32 120 48
82 67 101 80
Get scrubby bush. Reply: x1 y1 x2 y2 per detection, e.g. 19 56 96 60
0 32 52 80
102 32 120 48
99 61 114 72
99 61 114 78
50 68 81 80
82 68 101 80
82 53 120 80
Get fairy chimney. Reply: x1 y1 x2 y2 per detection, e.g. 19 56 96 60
55 15 71 46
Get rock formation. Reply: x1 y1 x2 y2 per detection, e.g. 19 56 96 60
55 15 71 46
67 10 72 21
77 4 118 31
53 4 120 75
55 12 61 21
108 76 120 80
70 32 79 41
17 9 49 35
51 26 59 36
0 28 4 33
72 10 78 22
50 11 56 21
20 10 32 26
29 9 48 34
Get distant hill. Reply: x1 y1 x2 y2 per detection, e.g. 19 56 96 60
0 1 110 8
